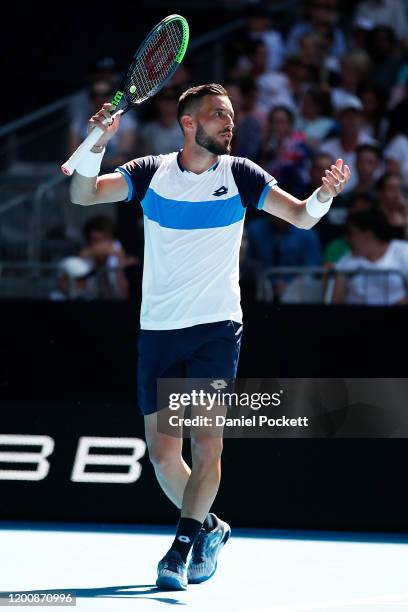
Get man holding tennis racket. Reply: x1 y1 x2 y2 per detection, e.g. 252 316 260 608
69 83 350 590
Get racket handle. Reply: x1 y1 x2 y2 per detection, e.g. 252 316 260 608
61 127 105 176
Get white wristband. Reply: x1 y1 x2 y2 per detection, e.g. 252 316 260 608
75 148 105 178
306 188 333 219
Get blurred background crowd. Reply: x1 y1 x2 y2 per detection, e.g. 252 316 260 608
1 0 408 305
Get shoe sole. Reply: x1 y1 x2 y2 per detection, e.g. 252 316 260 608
188 526 231 584
156 575 187 591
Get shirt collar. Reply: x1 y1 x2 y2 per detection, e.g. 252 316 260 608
177 150 220 174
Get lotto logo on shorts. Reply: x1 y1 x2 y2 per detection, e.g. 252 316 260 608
210 380 228 390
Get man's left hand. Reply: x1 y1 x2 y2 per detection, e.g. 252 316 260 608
318 158 351 201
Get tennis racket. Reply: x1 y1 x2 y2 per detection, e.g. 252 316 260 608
61 14 189 176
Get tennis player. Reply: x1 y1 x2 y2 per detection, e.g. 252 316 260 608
70 83 350 590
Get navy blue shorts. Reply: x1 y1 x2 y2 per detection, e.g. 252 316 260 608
137 320 243 415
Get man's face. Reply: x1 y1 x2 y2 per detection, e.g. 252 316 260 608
193 95 235 155
269 110 292 140
381 175 403 205
340 109 362 133
357 151 379 181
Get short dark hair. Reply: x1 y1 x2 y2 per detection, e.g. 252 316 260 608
349 191 376 208
304 85 332 116
83 215 116 241
312 151 335 165
376 172 402 191
177 83 229 129
269 105 295 124
356 144 382 159
347 209 391 242
238 77 258 97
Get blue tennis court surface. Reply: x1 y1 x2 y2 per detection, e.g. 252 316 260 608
1 523 407 611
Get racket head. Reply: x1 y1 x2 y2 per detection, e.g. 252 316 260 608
122 14 189 107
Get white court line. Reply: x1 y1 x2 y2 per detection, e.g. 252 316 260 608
238 592 408 611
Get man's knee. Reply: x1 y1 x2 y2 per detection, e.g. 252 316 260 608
191 436 223 466
144 413 182 471
147 438 182 472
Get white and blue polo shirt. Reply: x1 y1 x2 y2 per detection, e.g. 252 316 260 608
116 152 276 330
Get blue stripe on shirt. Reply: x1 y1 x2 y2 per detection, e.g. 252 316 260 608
257 182 273 210
141 188 245 229
115 168 134 201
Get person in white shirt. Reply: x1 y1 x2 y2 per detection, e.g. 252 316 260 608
332 208 408 304
383 99 408 189
79 215 131 299
244 5 285 71
69 83 350 590
320 95 378 192
353 0 408 43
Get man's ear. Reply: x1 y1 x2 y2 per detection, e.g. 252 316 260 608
180 114 194 133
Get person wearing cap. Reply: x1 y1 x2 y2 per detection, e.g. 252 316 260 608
320 94 378 192
49 257 93 301
79 215 134 300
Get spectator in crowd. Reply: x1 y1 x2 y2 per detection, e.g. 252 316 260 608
331 50 372 110
68 57 120 129
261 105 312 197
49 257 93 301
296 86 335 146
231 39 294 112
297 28 339 84
332 208 408 304
383 98 408 188
79 215 135 300
301 151 349 245
246 213 322 300
244 5 285 71
350 17 377 52
376 173 408 239
352 144 383 197
353 0 408 45
229 78 266 161
224 82 243 116
366 25 403 91
320 94 377 192
324 192 375 264
358 84 388 142
68 78 138 172
283 55 315 109
141 88 183 155
285 0 347 59
388 61 408 108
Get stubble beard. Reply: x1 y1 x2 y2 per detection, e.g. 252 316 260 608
195 121 231 155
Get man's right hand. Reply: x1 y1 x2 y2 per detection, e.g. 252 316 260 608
88 103 122 149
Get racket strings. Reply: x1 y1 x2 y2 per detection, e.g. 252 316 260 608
126 21 184 104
